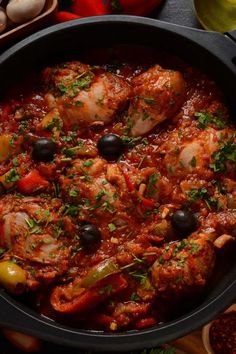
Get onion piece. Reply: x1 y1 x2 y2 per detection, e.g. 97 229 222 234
214 234 234 249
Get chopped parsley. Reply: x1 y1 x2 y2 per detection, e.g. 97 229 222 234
0 248 6 256
62 141 84 158
189 156 197 167
142 112 151 121
121 135 142 148
12 158 19 167
190 242 199 253
69 189 79 197
130 292 140 301
63 204 80 216
5 168 20 183
45 117 63 131
108 223 116 232
83 160 94 167
57 72 93 97
209 139 236 172
74 100 84 107
95 189 109 200
146 173 158 197
195 111 227 130
188 188 219 210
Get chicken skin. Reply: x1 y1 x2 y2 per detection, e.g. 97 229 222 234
42 61 131 128
151 211 236 296
128 65 186 136
0 196 78 289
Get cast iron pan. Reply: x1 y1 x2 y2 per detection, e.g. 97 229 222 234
0 16 236 352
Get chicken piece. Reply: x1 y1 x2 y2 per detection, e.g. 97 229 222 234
160 127 234 179
0 196 78 288
151 233 215 296
151 210 236 296
202 210 236 237
128 65 186 136
42 61 131 128
59 157 130 218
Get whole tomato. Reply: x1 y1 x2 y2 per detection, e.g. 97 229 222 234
109 0 163 16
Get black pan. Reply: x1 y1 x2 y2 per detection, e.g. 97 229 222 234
0 16 236 352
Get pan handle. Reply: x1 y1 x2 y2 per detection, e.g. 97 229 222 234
226 29 236 43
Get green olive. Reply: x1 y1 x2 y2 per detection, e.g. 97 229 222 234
0 261 26 294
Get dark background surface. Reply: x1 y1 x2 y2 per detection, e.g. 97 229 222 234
0 0 202 353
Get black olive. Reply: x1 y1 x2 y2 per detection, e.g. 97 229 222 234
97 134 124 161
171 209 197 236
32 138 56 162
80 223 102 247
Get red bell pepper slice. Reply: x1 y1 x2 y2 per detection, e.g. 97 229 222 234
110 0 163 16
51 273 127 314
135 317 157 329
54 11 82 23
123 170 156 207
17 170 49 194
123 170 135 192
138 194 156 207
71 0 110 16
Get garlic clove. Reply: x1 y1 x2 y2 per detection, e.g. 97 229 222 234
0 6 7 34
6 0 46 24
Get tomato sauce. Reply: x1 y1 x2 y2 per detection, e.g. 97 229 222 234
0 46 235 332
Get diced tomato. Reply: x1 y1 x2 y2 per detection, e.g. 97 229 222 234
17 170 49 194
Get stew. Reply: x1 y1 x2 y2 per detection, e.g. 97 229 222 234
0 46 235 332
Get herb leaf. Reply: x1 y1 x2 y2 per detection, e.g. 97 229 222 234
195 111 227 130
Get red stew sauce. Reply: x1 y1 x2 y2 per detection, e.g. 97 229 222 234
0 46 235 332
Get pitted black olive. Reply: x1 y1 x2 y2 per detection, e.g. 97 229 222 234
171 209 197 236
97 134 124 161
80 223 102 247
32 138 56 162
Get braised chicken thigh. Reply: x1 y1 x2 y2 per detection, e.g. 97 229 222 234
42 61 131 129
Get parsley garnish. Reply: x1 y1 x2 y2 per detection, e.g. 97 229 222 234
69 189 79 197
189 156 197 167
146 173 159 197
108 223 116 232
83 160 94 167
195 111 227 130
63 204 80 216
0 248 6 256
188 188 219 209
209 139 236 172
5 168 20 183
45 117 63 131
130 292 140 301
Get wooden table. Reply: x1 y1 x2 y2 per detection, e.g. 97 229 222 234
173 330 207 354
